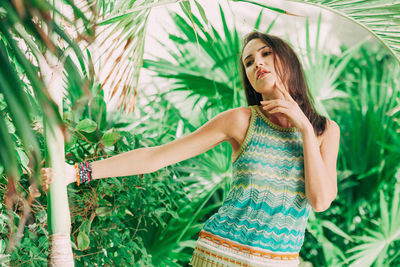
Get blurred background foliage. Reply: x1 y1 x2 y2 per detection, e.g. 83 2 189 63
1 0 400 266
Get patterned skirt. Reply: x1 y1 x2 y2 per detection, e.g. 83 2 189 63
189 230 299 267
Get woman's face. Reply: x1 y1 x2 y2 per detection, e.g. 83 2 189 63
242 38 284 99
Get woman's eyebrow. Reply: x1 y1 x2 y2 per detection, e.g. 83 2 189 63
243 45 269 62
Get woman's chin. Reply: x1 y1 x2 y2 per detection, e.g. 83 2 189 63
255 85 275 96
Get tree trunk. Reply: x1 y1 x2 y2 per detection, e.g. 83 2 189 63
45 65 74 266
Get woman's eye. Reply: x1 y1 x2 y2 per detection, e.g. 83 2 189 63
263 51 271 56
245 60 253 67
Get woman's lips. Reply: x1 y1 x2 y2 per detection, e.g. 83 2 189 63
257 72 270 80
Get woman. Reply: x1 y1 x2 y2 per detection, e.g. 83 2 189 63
41 31 340 266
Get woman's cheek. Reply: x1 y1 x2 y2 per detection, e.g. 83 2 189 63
246 70 253 84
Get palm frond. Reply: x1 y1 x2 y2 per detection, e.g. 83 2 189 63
333 44 400 200
346 183 400 266
297 13 360 117
142 5 271 111
92 0 180 112
237 0 400 63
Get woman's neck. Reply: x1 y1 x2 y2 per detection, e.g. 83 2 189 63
261 108 292 128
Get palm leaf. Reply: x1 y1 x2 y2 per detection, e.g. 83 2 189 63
298 13 360 117
142 5 268 110
92 0 181 112
101 0 266 111
236 0 400 63
333 45 400 200
346 183 400 266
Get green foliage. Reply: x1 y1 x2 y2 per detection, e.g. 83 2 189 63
301 44 400 266
143 4 255 110
346 183 400 266
0 0 94 185
299 13 357 117
333 46 400 199
0 79 212 265
63 73 232 265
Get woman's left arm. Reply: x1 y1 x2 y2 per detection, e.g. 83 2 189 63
301 120 340 212
261 81 340 212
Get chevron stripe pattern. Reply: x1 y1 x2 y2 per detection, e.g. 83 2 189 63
190 105 311 267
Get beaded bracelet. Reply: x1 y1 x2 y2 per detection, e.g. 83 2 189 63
75 161 93 186
81 162 87 183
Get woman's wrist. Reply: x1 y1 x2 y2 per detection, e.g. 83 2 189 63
66 163 77 185
300 121 314 136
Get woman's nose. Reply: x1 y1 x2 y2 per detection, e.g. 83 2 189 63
255 57 264 68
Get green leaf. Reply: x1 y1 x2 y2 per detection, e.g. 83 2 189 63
0 94 6 111
100 129 120 147
179 1 192 20
16 148 29 169
97 13 132 26
322 220 354 242
254 9 263 31
89 95 107 131
77 231 90 250
194 0 209 26
234 0 299 15
95 207 113 217
76 119 97 133
5 119 15 134
0 7 6 19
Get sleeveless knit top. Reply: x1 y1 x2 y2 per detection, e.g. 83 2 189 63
190 105 311 267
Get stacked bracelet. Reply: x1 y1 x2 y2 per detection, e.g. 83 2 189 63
75 161 93 186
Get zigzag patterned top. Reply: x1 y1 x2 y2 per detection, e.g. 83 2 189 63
190 105 311 267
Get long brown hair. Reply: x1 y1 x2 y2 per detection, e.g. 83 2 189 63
240 31 326 136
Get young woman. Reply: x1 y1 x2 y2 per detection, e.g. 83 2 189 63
41 31 340 266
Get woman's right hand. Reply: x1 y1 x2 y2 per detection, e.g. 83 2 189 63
39 163 77 193
39 167 53 193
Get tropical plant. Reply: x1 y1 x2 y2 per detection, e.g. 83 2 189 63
143 5 277 111
332 44 400 201
297 14 360 117
63 86 233 266
346 180 400 266
301 40 400 267
144 9 241 110
0 0 97 264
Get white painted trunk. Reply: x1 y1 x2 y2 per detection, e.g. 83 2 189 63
45 64 74 266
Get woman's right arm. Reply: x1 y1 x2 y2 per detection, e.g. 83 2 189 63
64 107 245 184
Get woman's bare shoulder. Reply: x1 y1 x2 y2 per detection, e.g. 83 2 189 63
319 119 340 147
223 106 253 143
325 119 340 136
225 106 252 125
